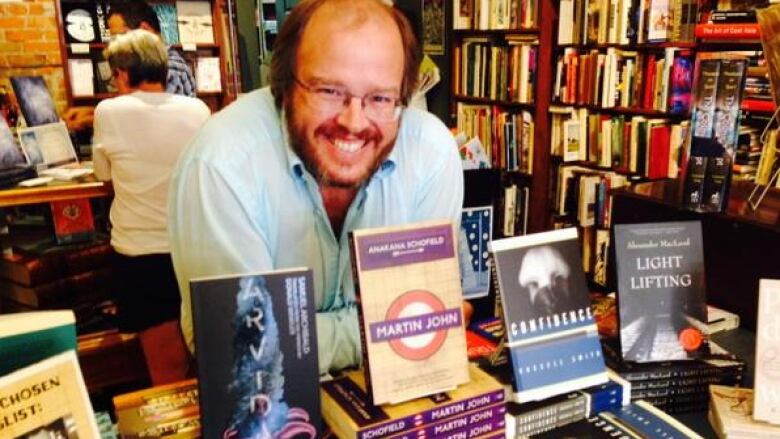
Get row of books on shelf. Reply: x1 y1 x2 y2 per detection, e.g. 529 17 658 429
550 108 687 179
452 0 537 30
61 0 215 46
553 46 694 113
453 36 538 104
456 104 534 173
557 0 698 46
554 165 629 228
68 54 221 98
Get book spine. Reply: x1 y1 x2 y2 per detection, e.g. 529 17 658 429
694 23 760 39
348 232 374 404
701 155 732 212
509 393 588 437
386 403 506 439
682 156 707 210
356 390 506 439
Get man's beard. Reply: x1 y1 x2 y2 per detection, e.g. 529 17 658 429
285 100 395 189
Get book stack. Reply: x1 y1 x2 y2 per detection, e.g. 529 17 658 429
0 238 113 331
321 363 506 439
114 379 200 438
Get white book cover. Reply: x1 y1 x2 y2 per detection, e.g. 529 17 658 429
68 59 94 97
559 0 575 44
0 350 100 438
711 385 780 438
176 0 214 44
196 56 221 92
755 278 780 424
563 118 581 162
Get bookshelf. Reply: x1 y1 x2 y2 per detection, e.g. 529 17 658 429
54 0 236 113
448 0 556 234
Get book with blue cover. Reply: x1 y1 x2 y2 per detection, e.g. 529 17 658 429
190 269 322 439
460 205 493 299
489 228 607 403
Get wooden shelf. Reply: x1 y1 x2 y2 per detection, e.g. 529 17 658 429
550 102 691 118
452 28 539 36
0 181 112 208
453 94 534 109
556 41 696 50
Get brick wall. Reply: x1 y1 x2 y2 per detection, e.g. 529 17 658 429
0 0 67 114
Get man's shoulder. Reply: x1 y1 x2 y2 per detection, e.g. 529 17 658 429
397 108 456 154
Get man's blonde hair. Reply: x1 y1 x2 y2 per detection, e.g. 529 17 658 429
104 29 168 87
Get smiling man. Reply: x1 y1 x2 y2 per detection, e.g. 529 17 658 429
168 0 463 374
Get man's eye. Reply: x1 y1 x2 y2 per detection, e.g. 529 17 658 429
369 94 395 105
314 87 344 98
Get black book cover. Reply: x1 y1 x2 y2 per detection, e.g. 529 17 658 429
682 155 708 210
190 269 321 439
614 221 708 363
701 155 732 212
60 0 98 44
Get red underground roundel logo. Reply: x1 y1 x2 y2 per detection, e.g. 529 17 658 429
370 290 462 361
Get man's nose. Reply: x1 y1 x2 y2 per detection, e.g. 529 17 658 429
336 97 371 133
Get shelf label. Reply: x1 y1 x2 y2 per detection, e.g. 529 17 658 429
70 43 90 54
182 43 197 52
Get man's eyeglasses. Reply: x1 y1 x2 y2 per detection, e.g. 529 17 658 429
293 76 403 122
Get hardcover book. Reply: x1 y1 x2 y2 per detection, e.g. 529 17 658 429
0 239 111 287
114 378 200 438
190 269 321 438
460 205 493 299
714 59 747 156
50 198 96 245
320 363 504 439
350 220 469 405
614 221 709 362
0 350 100 438
0 310 76 376
489 228 607 403
754 278 780 424
176 0 214 44
10 76 59 127
692 60 720 141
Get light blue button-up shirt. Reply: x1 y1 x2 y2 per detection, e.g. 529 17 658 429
169 88 463 374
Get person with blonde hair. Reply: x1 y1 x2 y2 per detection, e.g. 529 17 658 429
93 29 210 384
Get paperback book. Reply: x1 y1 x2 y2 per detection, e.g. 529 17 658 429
320 363 504 439
710 385 780 438
460 205 493 299
0 310 76 376
350 220 469 405
0 350 100 438
190 268 321 439
754 278 780 424
114 378 199 438
614 221 709 362
489 228 607 403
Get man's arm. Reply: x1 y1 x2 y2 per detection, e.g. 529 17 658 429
413 124 464 226
91 105 112 180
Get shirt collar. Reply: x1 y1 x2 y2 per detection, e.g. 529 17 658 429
280 109 399 183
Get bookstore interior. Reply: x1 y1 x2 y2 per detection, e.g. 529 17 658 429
6 0 780 437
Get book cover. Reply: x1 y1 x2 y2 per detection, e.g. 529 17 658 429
320 363 504 439
17 122 79 169
692 60 720 141
460 206 493 299
114 378 200 438
489 228 607 403
0 113 27 171
195 57 222 92
0 310 76 376
714 59 747 156
152 2 180 45
0 350 100 438
190 269 321 438
682 155 708 210
710 385 780 438
176 0 214 44
10 76 59 128
602 400 704 438
647 0 672 41
755 279 780 424
60 0 98 44
669 51 694 115
350 221 469 405
614 221 708 362
701 155 732 212
50 198 96 245
68 58 94 97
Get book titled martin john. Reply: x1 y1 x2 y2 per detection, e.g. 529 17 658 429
190 268 321 439
350 221 469 405
488 228 607 403
614 221 708 363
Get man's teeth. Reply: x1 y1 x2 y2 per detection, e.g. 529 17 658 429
334 139 363 153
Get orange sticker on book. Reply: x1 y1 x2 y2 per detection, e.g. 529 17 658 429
679 327 703 351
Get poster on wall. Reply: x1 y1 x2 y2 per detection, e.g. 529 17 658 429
422 0 445 55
